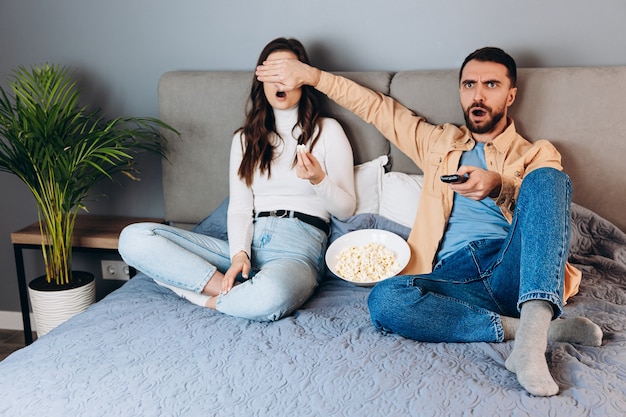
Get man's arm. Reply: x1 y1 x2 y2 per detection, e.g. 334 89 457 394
257 59 440 171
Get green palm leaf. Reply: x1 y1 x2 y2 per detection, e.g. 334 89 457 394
0 64 178 285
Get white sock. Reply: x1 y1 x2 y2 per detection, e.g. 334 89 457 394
156 281 211 307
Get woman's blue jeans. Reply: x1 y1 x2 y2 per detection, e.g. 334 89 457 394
368 168 572 343
118 216 327 322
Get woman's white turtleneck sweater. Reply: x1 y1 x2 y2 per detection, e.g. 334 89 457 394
227 106 356 259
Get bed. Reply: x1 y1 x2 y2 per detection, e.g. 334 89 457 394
0 67 625 416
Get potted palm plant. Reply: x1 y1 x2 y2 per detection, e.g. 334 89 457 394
0 63 176 336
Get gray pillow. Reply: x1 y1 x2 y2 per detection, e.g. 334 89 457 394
191 197 229 240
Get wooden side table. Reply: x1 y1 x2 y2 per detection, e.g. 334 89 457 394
11 215 164 345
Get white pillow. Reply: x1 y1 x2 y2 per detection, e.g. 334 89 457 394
353 155 388 214
379 171 423 227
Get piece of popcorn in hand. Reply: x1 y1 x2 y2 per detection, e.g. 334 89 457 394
297 144 307 153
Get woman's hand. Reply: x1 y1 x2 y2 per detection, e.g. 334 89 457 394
221 251 251 294
256 58 321 91
296 149 325 185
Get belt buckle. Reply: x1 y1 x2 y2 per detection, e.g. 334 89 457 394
270 210 288 218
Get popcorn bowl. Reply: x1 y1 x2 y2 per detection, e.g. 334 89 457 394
325 229 410 286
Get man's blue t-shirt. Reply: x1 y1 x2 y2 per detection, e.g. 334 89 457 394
437 143 510 261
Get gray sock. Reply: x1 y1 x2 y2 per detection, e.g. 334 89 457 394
505 300 559 396
502 316 603 346
548 317 603 346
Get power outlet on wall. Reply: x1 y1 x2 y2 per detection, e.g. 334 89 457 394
101 260 131 281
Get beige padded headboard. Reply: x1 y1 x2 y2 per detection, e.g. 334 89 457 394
159 68 626 232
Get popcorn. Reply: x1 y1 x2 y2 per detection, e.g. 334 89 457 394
296 144 307 153
334 242 400 283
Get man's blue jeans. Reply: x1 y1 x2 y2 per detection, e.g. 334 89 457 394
368 168 571 343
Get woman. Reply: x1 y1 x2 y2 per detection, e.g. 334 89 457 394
118 38 356 321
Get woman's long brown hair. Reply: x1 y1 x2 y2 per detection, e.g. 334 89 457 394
236 38 325 187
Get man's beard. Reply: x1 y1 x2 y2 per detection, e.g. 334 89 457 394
464 103 505 134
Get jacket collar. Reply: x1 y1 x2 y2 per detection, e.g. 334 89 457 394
489 119 518 153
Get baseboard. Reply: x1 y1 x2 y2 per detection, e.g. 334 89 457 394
0 311 36 331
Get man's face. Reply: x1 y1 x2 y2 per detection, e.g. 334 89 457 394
459 60 517 137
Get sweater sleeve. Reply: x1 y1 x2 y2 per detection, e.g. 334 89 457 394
226 133 254 260
310 118 356 220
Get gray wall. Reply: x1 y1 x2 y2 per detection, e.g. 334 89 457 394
2 0 626 315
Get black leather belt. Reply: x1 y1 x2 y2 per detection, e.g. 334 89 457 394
256 210 330 235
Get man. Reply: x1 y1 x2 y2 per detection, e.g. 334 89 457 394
256 47 602 397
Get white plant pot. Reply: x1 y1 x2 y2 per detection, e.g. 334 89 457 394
27 272 96 337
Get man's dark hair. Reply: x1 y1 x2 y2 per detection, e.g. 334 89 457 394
459 47 517 87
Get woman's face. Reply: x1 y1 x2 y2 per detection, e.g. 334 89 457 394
263 50 303 110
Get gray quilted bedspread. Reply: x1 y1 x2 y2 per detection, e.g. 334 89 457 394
0 204 624 417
